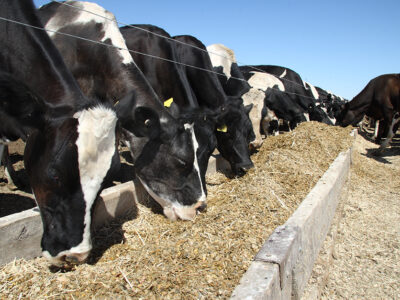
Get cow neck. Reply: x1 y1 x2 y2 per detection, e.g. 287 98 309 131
0 0 89 118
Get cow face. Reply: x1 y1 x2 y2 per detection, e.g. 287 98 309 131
336 102 359 127
24 105 117 266
116 99 207 221
216 102 255 176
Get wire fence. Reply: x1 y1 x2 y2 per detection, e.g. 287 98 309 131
0 1 340 102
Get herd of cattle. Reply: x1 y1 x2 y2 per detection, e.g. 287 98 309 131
1 0 399 267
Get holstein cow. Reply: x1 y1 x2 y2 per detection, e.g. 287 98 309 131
37 1 207 220
206 44 271 149
303 81 334 125
173 35 255 175
239 67 307 135
0 0 121 265
314 85 347 124
242 65 332 125
206 44 251 98
336 73 400 151
120 24 218 186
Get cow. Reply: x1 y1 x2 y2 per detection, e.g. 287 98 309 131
206 44 251 99
172 35 255 175
119 24 218 186
239 68 307 135
241 65 332 125
336 73 400 151
37 1 207 220
206 44 272 148
0 0 121 266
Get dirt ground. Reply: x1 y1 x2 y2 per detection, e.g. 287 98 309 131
303 130 400 299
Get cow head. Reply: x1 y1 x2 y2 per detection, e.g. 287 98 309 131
116 93 207 221
335 102 361 127
308 104 333 125
216 99 255 176
24 104 118 266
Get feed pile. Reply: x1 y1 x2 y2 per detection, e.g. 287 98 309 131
0 122 353 299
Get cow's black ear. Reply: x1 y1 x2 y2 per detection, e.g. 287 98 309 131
244 104 253 115
133 106 161 139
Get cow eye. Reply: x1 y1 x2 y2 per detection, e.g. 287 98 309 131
48 168 60 185
176 158 187 168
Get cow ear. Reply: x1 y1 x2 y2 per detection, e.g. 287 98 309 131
244 104 253 115
133 106 161 139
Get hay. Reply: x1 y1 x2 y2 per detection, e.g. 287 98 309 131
0 122 353 299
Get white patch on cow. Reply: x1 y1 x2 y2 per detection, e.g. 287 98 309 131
305 81 319 99
247 72 285 91
373 120 380 140
242 87 266 147
73 105 117 254
184 123 206 202
207 44 236 79
44 1 133 64
304 113 310 122
279 69 287 78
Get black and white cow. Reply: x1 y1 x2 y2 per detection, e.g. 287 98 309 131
206 44 251 99
120 24 218 186
172 35 255 175
37 1 207 220
242 65 332 125
206 44 271 148
0 0 120 265
239 69 307 136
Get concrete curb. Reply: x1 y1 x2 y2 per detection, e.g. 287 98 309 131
230 143 354 299
0 181 136 266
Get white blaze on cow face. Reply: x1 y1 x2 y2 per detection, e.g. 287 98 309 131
74 106 118 254
207 44 237 80
247 72 285 92
44 1 133 65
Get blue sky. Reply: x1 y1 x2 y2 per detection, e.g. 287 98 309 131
33 0 400 100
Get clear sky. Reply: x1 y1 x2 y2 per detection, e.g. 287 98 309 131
33 0 400 100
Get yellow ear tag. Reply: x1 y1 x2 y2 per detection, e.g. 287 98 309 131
164 97 173 108
217 124 228 133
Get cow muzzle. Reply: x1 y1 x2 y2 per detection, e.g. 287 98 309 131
43 250 90 267
163 201 207 221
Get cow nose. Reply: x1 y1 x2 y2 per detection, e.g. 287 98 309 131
240 162 254 172
196 202 207 213
64 251 90 265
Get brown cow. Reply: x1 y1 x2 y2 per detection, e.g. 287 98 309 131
336 74 400 152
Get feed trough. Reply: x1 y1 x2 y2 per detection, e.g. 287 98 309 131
0 122 354 299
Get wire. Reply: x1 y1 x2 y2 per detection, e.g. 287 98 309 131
0 13 319 102
50 0 315 92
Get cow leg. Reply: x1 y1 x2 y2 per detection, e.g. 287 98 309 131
377 114 400 152
373 120 380 140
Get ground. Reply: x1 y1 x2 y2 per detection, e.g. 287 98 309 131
303 130 400 299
